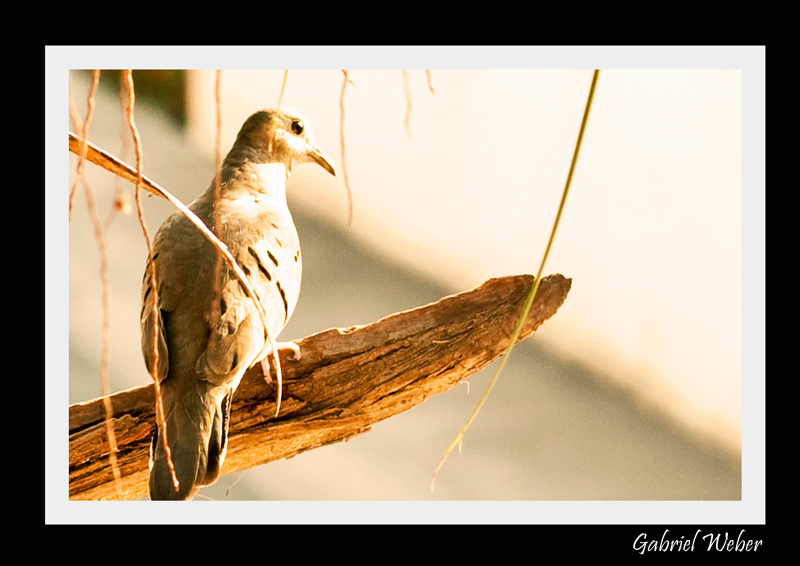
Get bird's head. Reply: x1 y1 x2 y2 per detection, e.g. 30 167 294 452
232 108 336 177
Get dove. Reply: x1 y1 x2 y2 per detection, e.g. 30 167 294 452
141 108 335 500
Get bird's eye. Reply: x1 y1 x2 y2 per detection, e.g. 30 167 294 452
291 120 304 135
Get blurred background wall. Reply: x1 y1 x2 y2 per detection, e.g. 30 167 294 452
186 68 743 454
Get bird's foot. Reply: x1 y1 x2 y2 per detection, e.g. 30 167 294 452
277 341 302 361
260 341 301 385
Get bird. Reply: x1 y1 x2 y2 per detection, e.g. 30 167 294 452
140 108 335 500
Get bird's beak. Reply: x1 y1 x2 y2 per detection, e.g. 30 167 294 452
308 146 336 177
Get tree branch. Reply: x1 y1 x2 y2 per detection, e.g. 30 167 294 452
69 273 571 500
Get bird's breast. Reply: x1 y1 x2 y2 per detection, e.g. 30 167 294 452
221 197 302 330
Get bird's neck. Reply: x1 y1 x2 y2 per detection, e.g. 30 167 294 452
222 162 289 200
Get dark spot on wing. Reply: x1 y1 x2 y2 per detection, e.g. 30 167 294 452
276 281 288 324
247 246 272 281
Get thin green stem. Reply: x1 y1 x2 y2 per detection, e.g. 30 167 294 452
277 70 289 108
431 70 600 491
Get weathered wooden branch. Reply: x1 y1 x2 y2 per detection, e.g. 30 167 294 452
69 273 571 501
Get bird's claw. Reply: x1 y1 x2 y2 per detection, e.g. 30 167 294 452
260 341 301 384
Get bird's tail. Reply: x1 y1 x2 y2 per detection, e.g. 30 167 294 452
148 381 232 501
